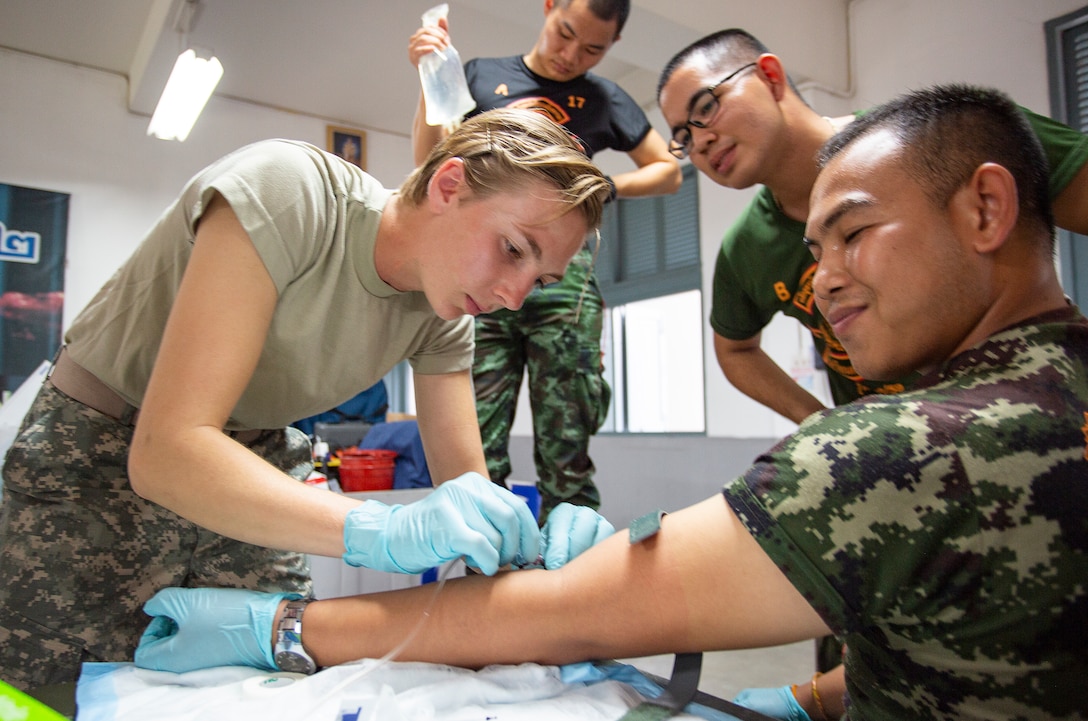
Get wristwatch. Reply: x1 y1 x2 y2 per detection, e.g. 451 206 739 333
273 598 317 674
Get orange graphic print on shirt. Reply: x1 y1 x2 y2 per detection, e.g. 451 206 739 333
787 262 904 395
505 96 572 125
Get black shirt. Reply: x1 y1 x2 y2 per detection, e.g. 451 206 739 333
464 55 651 158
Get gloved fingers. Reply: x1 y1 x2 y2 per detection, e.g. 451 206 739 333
577 507 615 546
732 685 811 721
426 492 515 574
541 504 574 569
542 503 615 569
138 614 178 643
134 587 291 673
436 473 541 568
135 589 194 672
441 522 503 575
342 500 395 569
142 586 186 619
468 484 541 568
133 616 180 671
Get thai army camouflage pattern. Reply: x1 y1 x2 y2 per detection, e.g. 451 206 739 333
725 309 1088 720
0 384 313 690
473 245 611 521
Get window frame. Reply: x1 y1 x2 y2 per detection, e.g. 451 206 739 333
1047 5 1088 306
595 164 706 435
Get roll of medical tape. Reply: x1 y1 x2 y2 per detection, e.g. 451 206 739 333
241 672 308 697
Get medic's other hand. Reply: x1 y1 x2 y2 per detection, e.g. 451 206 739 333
733 685 812 721
135 587 292 673
342 471 541 575
540 502 615 569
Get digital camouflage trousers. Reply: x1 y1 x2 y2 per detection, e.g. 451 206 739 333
0 383 313 690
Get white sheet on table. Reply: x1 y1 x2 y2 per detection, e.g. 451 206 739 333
75 659 739 721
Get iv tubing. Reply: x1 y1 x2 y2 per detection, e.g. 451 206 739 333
301 560 461 713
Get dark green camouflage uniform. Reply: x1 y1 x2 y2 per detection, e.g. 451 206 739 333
474 246 611 520
0 384 313 690
725 308 1088 720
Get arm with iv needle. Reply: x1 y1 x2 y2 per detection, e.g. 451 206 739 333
127 195 541 572
136 496 829 673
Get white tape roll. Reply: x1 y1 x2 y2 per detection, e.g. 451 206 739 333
242 672 307 697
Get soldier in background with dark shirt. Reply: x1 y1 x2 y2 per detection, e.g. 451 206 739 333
408 0 681 521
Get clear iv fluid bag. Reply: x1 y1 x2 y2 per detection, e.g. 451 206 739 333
419 4 476 126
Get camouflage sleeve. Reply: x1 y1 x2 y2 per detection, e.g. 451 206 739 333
722 398 951 633
722 316 1088 717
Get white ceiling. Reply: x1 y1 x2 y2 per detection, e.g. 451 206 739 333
0 0 848 138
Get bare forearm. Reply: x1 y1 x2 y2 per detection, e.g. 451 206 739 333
294 499 829 669
717 343 826 424
611 160 682 198
300 536 690 668
615 131 682 198
414 370 489 483
412 93 447 166
792 664 846 721
303 572 587 668
129 426 358 557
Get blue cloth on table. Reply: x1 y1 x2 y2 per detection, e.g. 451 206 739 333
358 419 431 489
293 381 388 437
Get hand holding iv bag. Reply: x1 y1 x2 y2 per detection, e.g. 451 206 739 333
418 3 477 127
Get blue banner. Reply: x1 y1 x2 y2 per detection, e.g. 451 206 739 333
0 183 68 396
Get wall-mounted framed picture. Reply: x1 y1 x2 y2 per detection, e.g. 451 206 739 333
326 125 367 170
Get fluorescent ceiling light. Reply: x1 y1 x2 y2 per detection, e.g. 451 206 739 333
147 49 223 142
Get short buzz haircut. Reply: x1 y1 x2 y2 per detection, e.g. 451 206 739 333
820 84 1055 249
556 0 631 36
657 28 771 100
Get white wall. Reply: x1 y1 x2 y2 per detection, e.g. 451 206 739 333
0 48 413 331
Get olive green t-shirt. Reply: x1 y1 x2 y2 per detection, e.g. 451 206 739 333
710 106 1088 405
65 140 473 430
725 308 1088 718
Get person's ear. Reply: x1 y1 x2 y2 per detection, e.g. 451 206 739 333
955 162 1018 254
427 157 466 212
755 54 789 101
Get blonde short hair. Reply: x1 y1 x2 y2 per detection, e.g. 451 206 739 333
401 108 610 230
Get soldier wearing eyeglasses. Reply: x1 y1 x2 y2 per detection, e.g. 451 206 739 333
657 28 1088 425
656 27 1088 682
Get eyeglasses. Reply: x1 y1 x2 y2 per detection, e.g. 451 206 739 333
667 62 757 159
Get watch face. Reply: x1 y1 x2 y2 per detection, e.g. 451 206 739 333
275 650 317 675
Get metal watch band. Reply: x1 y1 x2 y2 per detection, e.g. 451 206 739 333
273 598 317 675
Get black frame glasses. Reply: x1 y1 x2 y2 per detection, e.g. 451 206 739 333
668 62 757 159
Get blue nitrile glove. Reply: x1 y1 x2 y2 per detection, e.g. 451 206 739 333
733 685 812 721
540 502 615 569
135 587 294 673
343 471 540 575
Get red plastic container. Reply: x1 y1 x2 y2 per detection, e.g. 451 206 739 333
338 449 397 492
